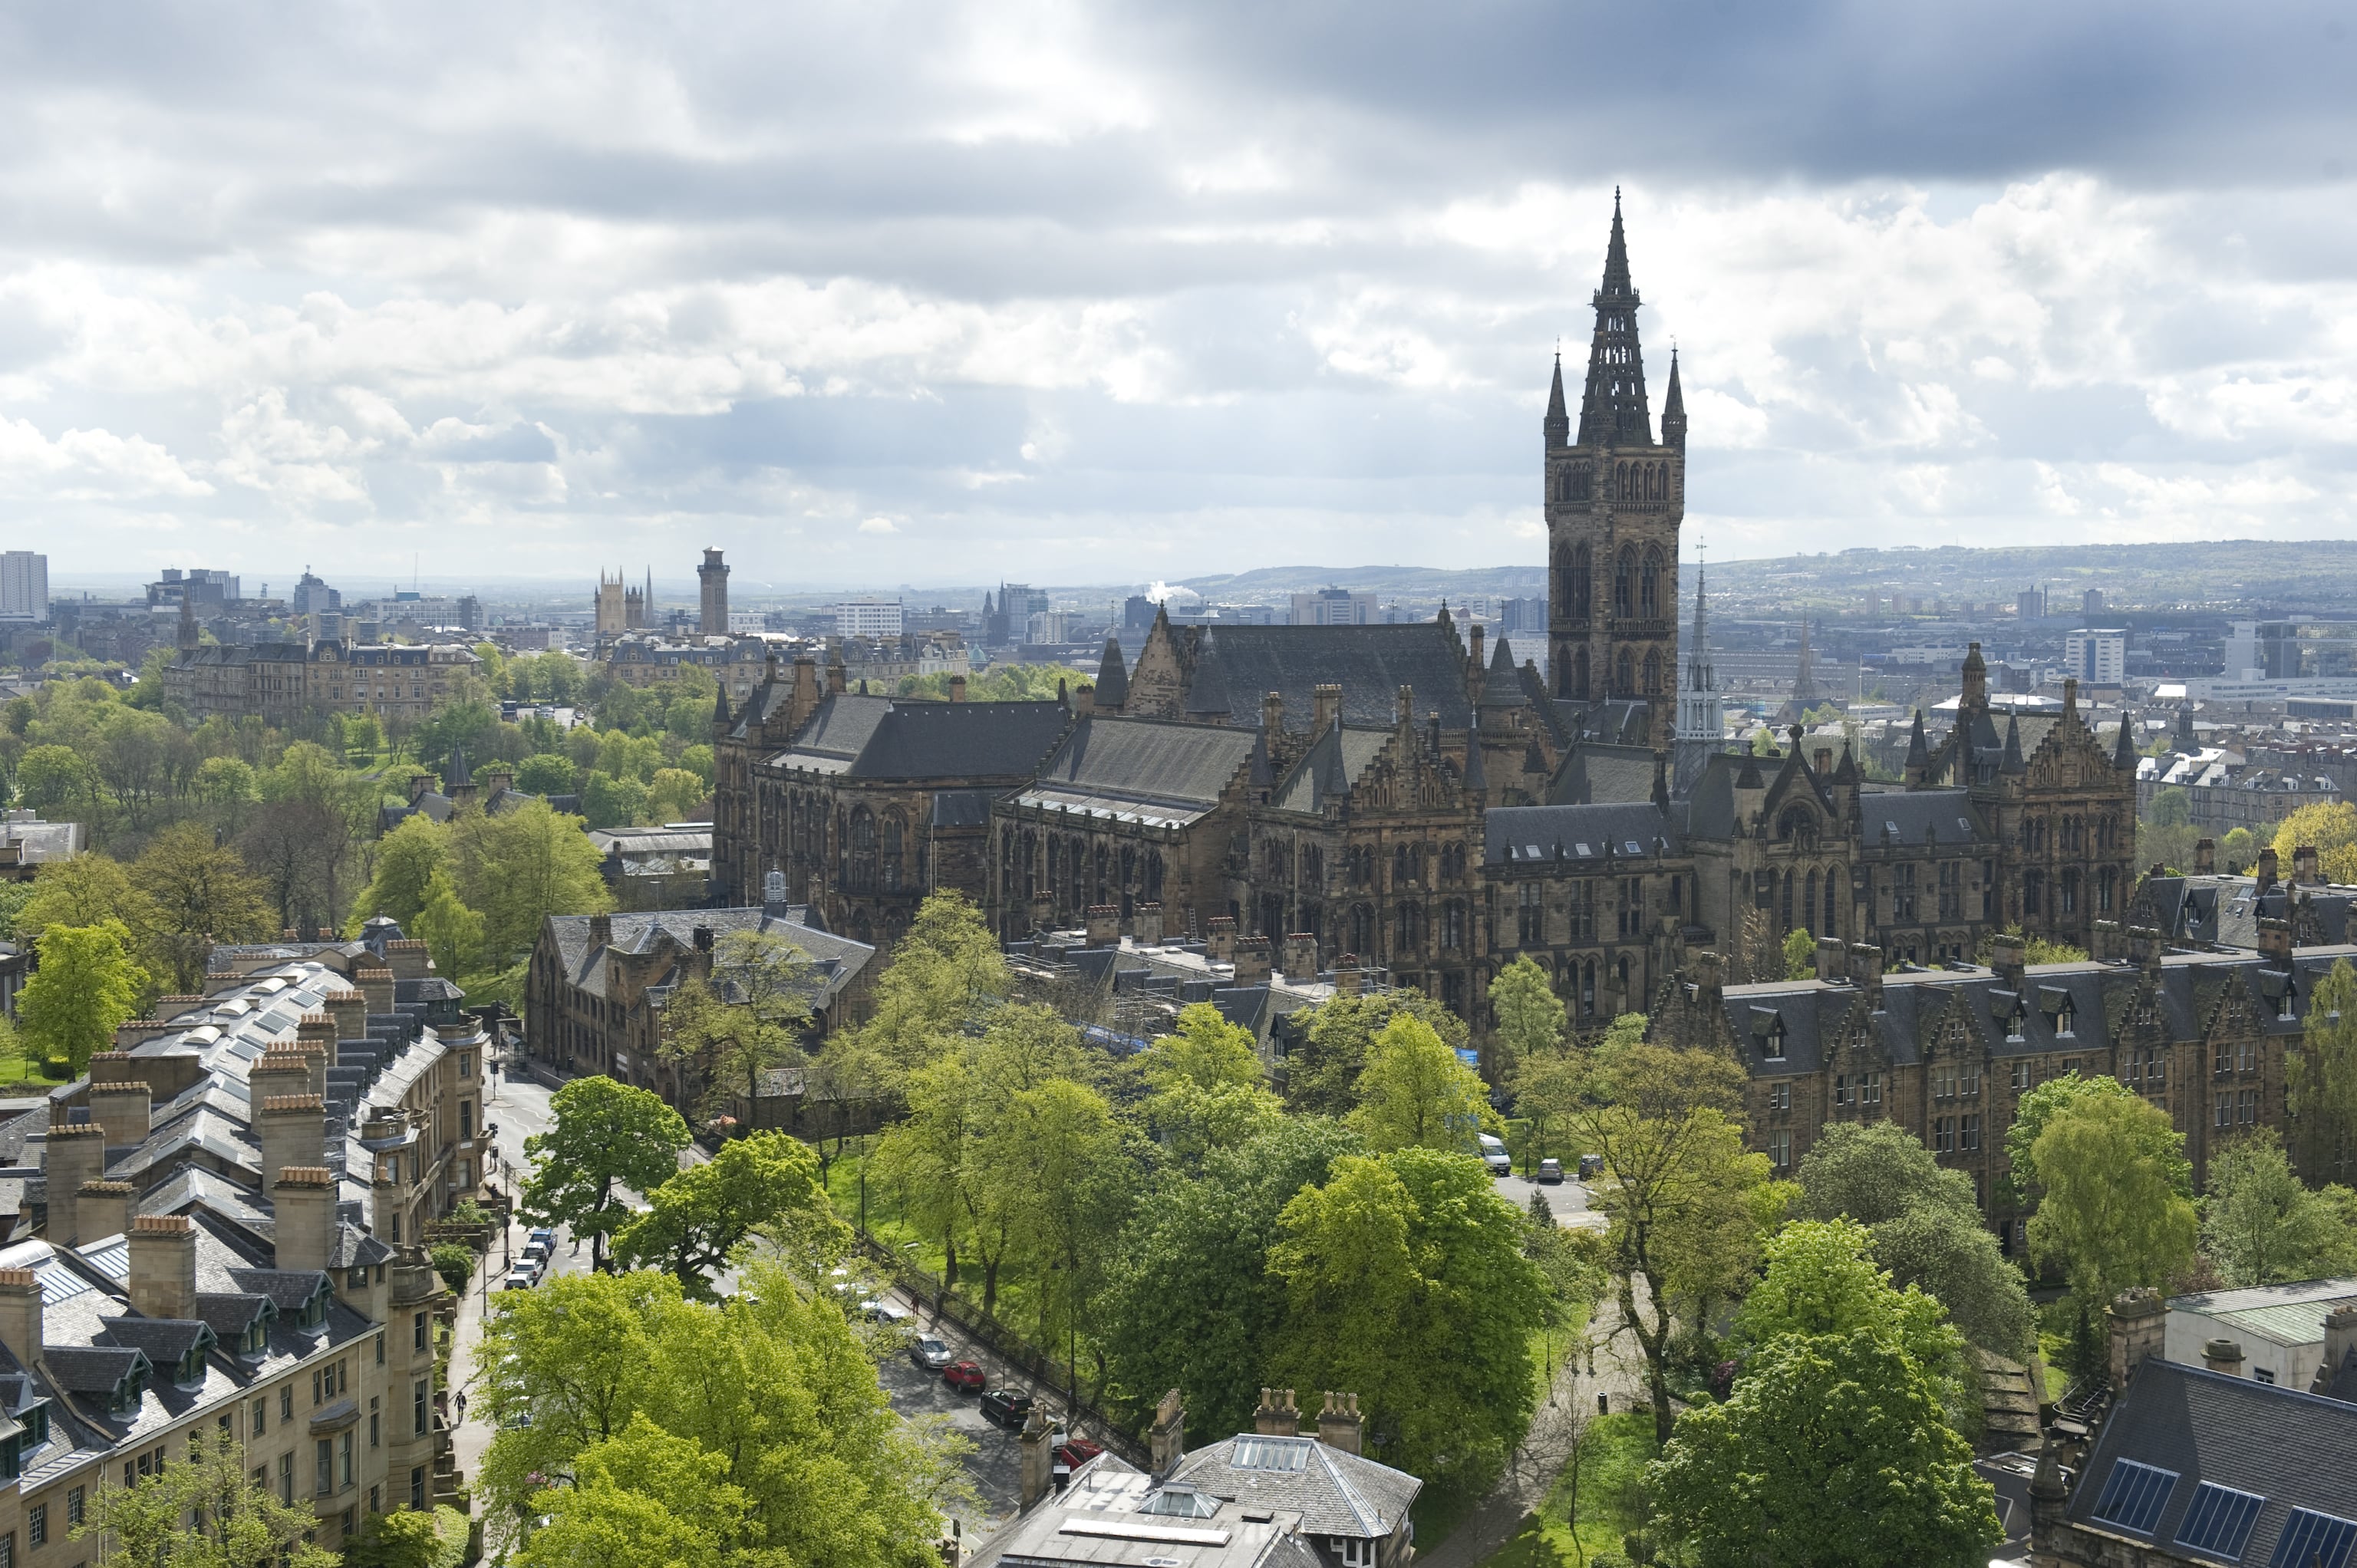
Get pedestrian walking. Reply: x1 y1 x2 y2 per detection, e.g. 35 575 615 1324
455 1391 468 1425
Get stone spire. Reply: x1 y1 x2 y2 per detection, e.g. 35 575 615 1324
1904 709 1931 788
1095 637 1129 710
1544 351 1570 448
1662 346 1686 453
1673 557 1725 797
2002 712 2026 775
1574 187 1653 449
2115 709 2138 769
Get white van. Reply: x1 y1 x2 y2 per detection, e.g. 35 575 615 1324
1476 1132 1512 1177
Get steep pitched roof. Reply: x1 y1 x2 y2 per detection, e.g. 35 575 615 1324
770 694 1069 780
1011 716 1260 828
1271 724 1394 815
1172 1431 1422 1539
1186 623 1472 732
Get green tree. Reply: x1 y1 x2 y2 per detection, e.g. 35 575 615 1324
615 1131 845 1297
16 743 99 818
581 769 648 828
1487 952 1564 1082
2272 799 2357 884
1572 1042 1772 1442
521 1076 691 1272
2149 786 2191 828
20 921 149 1075
856 891 1007 1075
474 1263 967 1566
414 868 486 980
133 821 272 993
2291 957 2357 1187
976 1076 1137 1367
344 1504 470 1568
1795 1120 1977 1227
1509 1044 1584 1175
2220 825 2256 874
645 766 707 822
872 1054 1002 1313
1267 1146 1547 1492
1347 1012 1495 1152
1736 1219 1973 1428
1099 1117 1361 1441
16 851 148 940
2201 1131 2355 1286
429 1241 476 1296
2005 1072 2190 1207
73 1427 336 1568
2029 1092 2199 1316
192 754 258 836
1782 926 1816 980
1139 1003 1282 1168
1284 988 1470 1118
515 1415 746 1568
447 796 611 964
356 812 450 927
515 751 579 796
1649 1329 2003 1568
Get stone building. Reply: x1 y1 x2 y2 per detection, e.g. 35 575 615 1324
697 548 729 636
1650 924 2336 1244
161 596 484 726
522 906 875 1109
0 927 482 1560
594 569 648 637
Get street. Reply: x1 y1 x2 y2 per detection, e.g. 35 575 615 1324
1495 1169 1608 1229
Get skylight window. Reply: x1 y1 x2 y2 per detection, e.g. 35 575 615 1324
1958 817 1973 834
1574 842 1592 858
2272 1510 2357 1568
1886 821 1899 835
2175 1482 2265 1560
1625 841 1643 855
1229 1436 1312 1472
2092 1459 2178 1536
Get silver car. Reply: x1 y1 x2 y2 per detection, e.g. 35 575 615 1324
909 1335 953 1371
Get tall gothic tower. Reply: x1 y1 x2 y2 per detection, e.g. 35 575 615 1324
1545 191 1685 751
1673 556 1724 795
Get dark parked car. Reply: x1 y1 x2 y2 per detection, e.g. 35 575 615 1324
1536 1158 1564 1184
943 1360 987 1394
1578 1153 1604 1180
980 1388 1034 1428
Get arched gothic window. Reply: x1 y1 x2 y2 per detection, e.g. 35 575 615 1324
1571 544 1591 618
1617 647 1635 694
1643 648 1662 694
1640 547 1662 618
1614 547 1635 618
880 812 904 893
848 807 877 894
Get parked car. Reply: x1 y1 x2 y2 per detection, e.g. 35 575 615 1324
503 1267 536 1291
1476 1132 1512 1177
943 1361 987 1393
1053 1437 1103 1468
520 1239 551 1268
910 1336 954 1372
1578 1153 1604 1180
979 1388 1034 1428
1536 1158 1564 1184
528 1227 555 1248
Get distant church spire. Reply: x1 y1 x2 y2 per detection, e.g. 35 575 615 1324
1544 351 1570 447
1662 345 1686 453
1673 553 1725 796
1577 186 1652 447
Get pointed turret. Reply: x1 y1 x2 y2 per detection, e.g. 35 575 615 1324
1462 734 1487 796
1249 727 1274 792
713 682 731 726
1544 352 1570 448
1482 634 1528 708
1436 601 1452 633
2002 713 2026 775
1662 346 1686 453
1906 710 1929 766
1576 187 1652 448
1651 749 1670 812
1095 637 1129 711
2115 709 2138 769
444 747 472 789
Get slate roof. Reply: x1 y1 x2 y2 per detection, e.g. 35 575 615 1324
542 907 875 1009
1012 716 1261 828
1183 623 1473 733
1173 1431 1422 1538
770 693 1070 779
2068 1357 2357 1564
1271 724 1395 815
1546 743 1658 805
1485 802 1683 868
1855 786 1992 848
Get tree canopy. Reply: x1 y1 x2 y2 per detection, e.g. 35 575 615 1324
615 1131 845 1297
521 1076 691 1271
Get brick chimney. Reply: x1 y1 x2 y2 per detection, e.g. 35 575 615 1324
1084 905 1119 948
1281 933 1317 983
1334 956 1364 998
2296 845 2321 885
1254 1387 1299 1435
1133 904 1164 946
384 939 430 980
127 1214 199 1322
2258 846 2280 891
354 962 394 1016
86 1050 140 1085
1149 1388 1185 1476
1848 942 1885 1007
77 1180 132 1244
2201 1336 2245 1378
1317 1391 1363 1456
88 1082 152 1151
2108 1287 2166 1391
325 987 365 1041
1231 937 1272 986
1073 681 1094 718
587 913 612 951
2258 916 2293 970
0 1268 38 1369
1312 684 1342 738
257 1094 326 1193
949 674 967 703
1205 916 1236 964
2194 837 2216 875
272 1168 337 1273
2310 1306 2357 1396
1262 691 1284 736
44 1122 110 1244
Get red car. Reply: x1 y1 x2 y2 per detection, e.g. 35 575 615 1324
942 1360 986 1393
1054 1438 1103 1469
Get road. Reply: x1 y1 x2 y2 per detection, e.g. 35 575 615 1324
1494 1170 1606 1228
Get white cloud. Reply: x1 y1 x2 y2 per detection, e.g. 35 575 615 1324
858 516 900 535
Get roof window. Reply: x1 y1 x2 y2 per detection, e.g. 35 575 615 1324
2090 1458 2177 1536
2174 1482 2265 1560
1229 1435 1312 1472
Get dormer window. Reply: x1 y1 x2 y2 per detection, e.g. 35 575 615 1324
2055 1001 2075 1038
2005 1005 2026 1044
1750 1008 1786 1062
111 1365 148 1415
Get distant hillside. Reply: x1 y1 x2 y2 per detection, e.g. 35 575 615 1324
1175 563 1547 601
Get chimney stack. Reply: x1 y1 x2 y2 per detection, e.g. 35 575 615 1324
354 961 394 1016
2201 1337 2246 1379
1231 937 1273 987
1317 1391 1363 1456
2258 916 2293 970
1149 1388 1186 1476
257 1094 326 1193
2194 838 2216 875
1262 691 1284 736
42 1123 107 1244
2108 1287 2167 1392
1814 937 1847 983
1018 1405 1056 1510
1254 1387 1299 1436
88 1082 152 1151
272 1168 337 1273
1281 933 1317 983
1989 932 2026 991
1133 903 1163 946
1205 916 1236 964
949 674 967 703
1334 956 1364 998
2296 844 2321 885
1312 684 1342 737
2258 846 2280 891
0 1268 38 1369
1848 942 1885 1007
127 1214 199 1322
1084 905 1119 948
2310 1306 2357 1396
77 1181 133 1244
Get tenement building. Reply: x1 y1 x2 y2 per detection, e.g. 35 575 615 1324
0 922 478 1559
162 597 484 726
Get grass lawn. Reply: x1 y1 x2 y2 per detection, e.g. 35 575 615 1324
0 1042 70 1091
1472 1412 1661 1568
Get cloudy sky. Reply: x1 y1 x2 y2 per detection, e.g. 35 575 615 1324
3 2 2353 591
